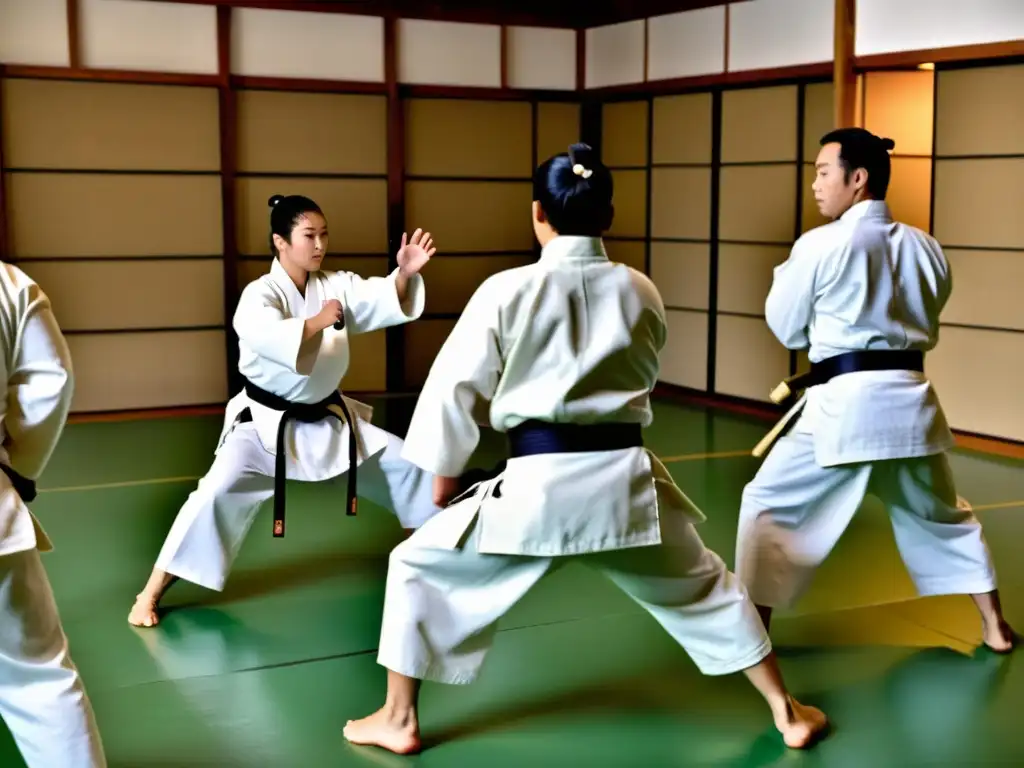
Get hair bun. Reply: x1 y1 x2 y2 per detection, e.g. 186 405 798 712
880 137 895 151
568 142 596 167
268 194 284 207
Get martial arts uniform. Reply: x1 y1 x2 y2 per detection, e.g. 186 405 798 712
736 200 997 609
0 263 106 767
154 259 439 592
376 235 771 684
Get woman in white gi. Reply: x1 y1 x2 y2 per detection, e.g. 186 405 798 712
128 194 441 628
343 145 829 754
735 128 1015 652
0 262 106 766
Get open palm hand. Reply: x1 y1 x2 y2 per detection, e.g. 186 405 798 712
396 228 436 276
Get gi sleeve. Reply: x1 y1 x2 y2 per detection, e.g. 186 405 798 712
401 279 502 478
765 234 820 350
4 281 74 480
328 268 425 335
231 281 307 373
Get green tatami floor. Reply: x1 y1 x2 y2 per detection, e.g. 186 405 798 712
3 398 1023 766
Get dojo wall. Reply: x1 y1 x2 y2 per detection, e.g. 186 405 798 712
0 2 579 412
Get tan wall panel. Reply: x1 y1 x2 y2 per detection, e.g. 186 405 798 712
1 79 220 171
535 102 580 165
404 318 457 389
604 240 646 273
652 92 712 165
801 164 830 232
427 254 535 314
606 170 647 238
885 157 932 233
803 82 833 161
6 173 222 257
405 99 532 178
602 101 648 168
936 64 1024 157
928 326 1024 442
863 70 934 157
659 309 708 390
942 249 1024 331
717 244 789 316
68 330 228 412
25 259 223 331
650 167 711 240
236 91 386 175
649 241 710 310
719 165 797 243
714 314 789 402
236 177 387 255
722 85 798 164
237 255 389 289
934 158 1024 249
405 181 533 252
342 331 387 392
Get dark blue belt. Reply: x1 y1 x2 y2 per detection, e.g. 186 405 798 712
240 379 357 538
0 464 35 502
507 419 644 458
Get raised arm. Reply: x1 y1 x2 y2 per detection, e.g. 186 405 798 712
401 279 503 479
4 278 74 480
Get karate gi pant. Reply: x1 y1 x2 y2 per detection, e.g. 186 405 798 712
376 501 772 684
155 422 437 592
0 548 106 768
735 431 998 609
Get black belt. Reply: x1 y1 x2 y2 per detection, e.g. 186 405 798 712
771 349 925 407
452 420 644 504
0 464 36 503
240 379 358 538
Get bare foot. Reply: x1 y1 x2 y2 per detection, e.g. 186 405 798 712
773 697 828 749
343 707 421 755
128 594 160 628
983 618 1015 653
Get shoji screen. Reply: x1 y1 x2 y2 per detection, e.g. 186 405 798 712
234 88 390 393
1 77 226 412
929 62 1024 442
648 92 713 391
715 84 801 401
600 100 649 274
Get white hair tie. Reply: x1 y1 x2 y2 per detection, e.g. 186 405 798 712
572 163 593 179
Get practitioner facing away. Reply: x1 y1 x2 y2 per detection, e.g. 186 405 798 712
736 128 1015 651
129 194 442 628
343 144 829 754
0 263 106 766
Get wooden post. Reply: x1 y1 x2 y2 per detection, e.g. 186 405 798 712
833 0 856 128
217 6 241 394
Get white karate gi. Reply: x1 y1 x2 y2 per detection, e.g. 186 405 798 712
155 259 439 591
0 263 106 767
376 236 771 685
736 200 997 608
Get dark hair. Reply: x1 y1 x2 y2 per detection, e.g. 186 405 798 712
532 143 614 236
820 128 895 199
268 194 323 257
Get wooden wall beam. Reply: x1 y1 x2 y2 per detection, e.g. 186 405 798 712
217 5 241 394
384 16 407 403
0 78 7 262
833 0 857 128
67 0 82 69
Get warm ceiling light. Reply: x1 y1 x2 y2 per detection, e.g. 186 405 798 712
918 62 935 70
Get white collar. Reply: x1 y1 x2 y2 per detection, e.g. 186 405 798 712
538 236 609 263
840 199 892 223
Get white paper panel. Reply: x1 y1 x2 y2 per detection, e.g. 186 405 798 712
68 330 228 412
0 0 70 66
398 19 501 87
856 0 1024 56
232 9 384 81
506 26 576 91
659 309 709 390
941 250 1024 331
927 326 1024 442
714 314 789 402
79 0 218 74
647 7 726 81
728 0 833 72
649 242 711 311
586 20 645 89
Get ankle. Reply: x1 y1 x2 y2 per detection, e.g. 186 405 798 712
382 700 417 728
